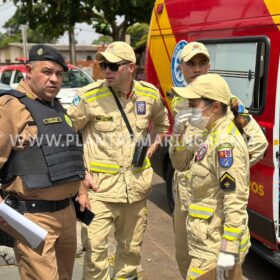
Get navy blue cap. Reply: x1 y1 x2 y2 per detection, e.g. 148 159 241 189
28 44 68 71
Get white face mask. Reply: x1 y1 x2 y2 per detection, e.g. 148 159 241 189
189 104 214 129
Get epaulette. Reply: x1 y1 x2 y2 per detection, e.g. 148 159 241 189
84 79 105 94
138 80 159 92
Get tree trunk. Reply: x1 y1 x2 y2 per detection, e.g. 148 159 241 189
68 27 76 65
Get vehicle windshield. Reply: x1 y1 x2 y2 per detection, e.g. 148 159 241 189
62 68 92 88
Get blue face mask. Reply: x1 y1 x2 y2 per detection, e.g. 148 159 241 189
189 104 214 129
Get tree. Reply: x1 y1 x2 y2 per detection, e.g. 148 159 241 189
127 23 149 48
5 0 154 41
3 16 57 44
92 35 113 45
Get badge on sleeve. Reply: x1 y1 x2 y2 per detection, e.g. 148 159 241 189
136 101 146 115
72 95 81 106
216 144 234 168
219 172 236 191
195 144 208 161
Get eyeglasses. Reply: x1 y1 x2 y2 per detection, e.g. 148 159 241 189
99 61 129 72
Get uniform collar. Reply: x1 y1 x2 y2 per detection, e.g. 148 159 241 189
16 79 54 106
208 115 228 133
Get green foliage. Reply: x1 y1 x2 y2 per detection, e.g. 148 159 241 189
127 23 149 47
92 35 113 45
3 0 154 42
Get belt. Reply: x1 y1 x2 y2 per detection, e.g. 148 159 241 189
15 198 70 213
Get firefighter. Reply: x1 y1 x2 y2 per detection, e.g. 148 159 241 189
173 73 251 279
68 41 169 280
0 44 90 279
170 42 210 279
169 42 268 279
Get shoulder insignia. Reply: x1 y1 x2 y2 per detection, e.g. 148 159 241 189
219 172 236 192
216 143 234 168
235 113 251 130
195 144 208 161
72 95 81 106
136 100 146 115
138 80 159 92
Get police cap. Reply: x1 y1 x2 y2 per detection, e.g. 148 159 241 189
28 44 68 71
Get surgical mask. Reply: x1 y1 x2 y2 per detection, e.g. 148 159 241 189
189 104 214 129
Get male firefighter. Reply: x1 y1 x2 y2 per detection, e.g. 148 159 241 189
68 41 169 280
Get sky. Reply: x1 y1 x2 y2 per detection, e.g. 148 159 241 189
0 0 99 45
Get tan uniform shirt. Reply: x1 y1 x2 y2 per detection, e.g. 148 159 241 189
169 125 207 210
0 80 81 200
68 80 169 203
226 102 268 167
186 116 250 260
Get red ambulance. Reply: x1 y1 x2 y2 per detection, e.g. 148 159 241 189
146 0 280 267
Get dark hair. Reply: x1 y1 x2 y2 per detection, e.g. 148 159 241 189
202 97 228 114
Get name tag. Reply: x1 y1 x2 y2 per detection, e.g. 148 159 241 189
95 116 113 121
43 117 62 124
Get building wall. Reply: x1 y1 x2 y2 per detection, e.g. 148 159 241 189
0 44 101 64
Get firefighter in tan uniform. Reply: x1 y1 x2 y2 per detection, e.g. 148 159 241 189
169 42 268 279
173 73 251 279
0 45 89 280
68 41 169 280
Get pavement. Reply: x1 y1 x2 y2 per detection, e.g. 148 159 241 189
0 174 181 279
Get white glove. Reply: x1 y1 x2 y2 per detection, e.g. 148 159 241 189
173 108 192 134
216 252 235 280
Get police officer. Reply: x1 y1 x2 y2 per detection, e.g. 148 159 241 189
0 44 90 280
68 41 169 280
173 73 251 279
169 42 268 279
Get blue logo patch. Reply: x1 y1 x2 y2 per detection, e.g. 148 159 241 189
72 95 81 106
171 40 188 87
218 149 233 168
136 101 146 115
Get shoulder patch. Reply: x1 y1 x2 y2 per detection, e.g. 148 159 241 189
195 144 208 161
219 172 236 192
216 143 234 168
72 95 81 106
138 80 159 92
136 101 146 115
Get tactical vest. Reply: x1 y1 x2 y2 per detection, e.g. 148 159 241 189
0 90 85 189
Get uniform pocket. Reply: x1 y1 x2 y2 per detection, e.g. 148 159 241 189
94 120 116 132
188 204 215 248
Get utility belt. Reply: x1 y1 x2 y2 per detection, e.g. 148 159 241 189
4 195 70 214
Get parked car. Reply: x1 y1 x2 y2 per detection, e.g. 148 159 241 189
0 82 12 91
0 64 93 108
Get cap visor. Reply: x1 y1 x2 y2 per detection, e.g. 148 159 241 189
172 87 201 99
182 50 210 62
96 52 122 63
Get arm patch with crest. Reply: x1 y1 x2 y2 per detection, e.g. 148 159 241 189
219 172 236 192
216 143 234 168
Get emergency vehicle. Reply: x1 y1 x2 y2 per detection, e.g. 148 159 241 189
146 0 280 267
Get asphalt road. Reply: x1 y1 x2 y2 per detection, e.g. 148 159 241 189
0 174 279 279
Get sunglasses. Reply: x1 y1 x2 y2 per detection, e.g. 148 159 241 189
99 61 129 72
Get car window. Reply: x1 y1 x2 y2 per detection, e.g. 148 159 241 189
62 69 92 88
14 70 24 83
0 70 13 85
